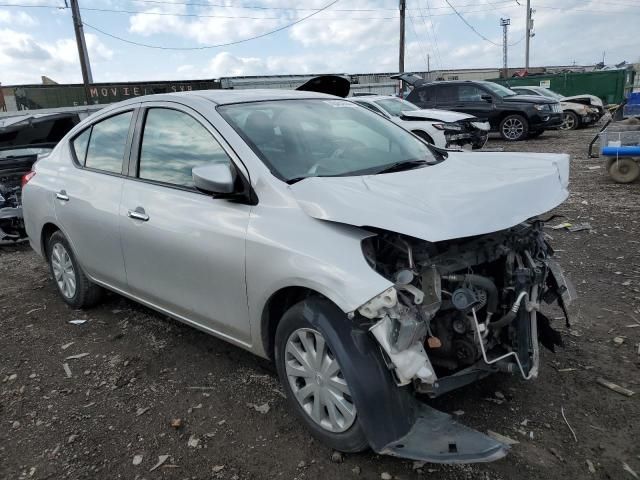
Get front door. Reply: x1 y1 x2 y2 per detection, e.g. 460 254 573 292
119 104 252 344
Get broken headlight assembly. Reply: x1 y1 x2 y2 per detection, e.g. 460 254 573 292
357 220 574 396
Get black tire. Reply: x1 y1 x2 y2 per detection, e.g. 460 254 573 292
606 157 640 184
560 111 580 130
499 114 529 141
274 299 369 453
412 130 435 145
528 129 545 138
47 231 103 308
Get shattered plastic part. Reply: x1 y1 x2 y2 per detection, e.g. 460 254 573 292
370 316 436 385
380 403 508 463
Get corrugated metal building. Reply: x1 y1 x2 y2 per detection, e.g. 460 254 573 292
1 65 592 112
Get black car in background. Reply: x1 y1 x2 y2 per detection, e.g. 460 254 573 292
393 75 564 141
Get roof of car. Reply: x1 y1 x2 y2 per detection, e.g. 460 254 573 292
132 89 339 106
350 95 397 102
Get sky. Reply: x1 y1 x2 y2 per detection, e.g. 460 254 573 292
0 0 639 85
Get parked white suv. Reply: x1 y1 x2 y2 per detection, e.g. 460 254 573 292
22 89 574 464
351 95 489 149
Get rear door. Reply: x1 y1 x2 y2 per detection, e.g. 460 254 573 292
119 102 252 343
54 107 137 289
406 84 437 109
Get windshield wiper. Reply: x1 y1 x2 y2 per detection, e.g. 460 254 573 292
374 159 431 175
286 176 310 185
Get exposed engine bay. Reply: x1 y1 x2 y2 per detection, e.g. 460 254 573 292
358 220 575 396
0 112 81 242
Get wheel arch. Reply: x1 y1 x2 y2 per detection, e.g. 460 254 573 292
497 110 528 123
40 222 61 260
261 286 335 361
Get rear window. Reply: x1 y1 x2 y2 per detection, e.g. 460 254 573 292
82 111 133 174
408 85 436 104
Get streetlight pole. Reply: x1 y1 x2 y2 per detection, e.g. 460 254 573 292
501 18 510 78
399 0 406 96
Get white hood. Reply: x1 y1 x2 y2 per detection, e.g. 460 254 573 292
562 94 603 107
401 109 474 122
290 152 569 242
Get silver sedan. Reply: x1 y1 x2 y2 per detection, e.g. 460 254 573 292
22 89 574 464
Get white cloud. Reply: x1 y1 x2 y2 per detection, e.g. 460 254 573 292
0 10 37 27
0 29 113 84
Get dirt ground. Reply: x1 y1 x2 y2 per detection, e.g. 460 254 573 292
1 126 639 480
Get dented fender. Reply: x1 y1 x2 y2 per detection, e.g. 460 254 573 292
299 298 508 463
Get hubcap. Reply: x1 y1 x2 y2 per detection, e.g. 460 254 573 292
285 328 356 433
51 243 76 299
502 118 524 140
561 113 576 130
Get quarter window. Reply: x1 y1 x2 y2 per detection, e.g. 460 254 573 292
84 111 133 173
138 108 231 188
72 128 91 165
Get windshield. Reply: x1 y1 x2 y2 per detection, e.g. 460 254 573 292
482 82 517 97
374 98 419 117
218 99 437 182
537 88 564 100
0 146 52 159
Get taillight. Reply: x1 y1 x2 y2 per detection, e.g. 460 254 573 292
21 171 36 188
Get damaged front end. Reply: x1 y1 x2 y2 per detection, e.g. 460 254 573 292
353 219 574 461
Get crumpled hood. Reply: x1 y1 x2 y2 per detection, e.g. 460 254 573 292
290 151 569 242
400 109 475 123
563 94 603 107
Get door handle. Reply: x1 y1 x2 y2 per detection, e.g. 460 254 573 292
127 208 149 222
56 190 69 202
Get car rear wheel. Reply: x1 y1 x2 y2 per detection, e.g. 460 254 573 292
499 114 528 141
47 231 103 308
275 299 368 453
560 111 579 130
606 157 640 184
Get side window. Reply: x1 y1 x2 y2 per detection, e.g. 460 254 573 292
84 111 133 173
411 86 435 104
437 85 459 103
457 85 485 102
138 108 231 188
354 101 385 116
72 128 91 165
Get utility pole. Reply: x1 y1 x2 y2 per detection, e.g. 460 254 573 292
501 18 510 78
524 0 532 70
399 0 406 96
427 53 430 81
69 0 93 103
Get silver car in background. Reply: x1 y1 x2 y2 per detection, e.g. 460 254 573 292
21 89 574 464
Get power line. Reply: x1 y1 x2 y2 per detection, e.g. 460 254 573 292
420 0 444 72
122 0 519 12
407 10 430 72
82 0 341 50
444 0 501 46
80 6 398 20
0 2 531 19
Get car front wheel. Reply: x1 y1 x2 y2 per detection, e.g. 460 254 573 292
275 299 368 453
499 114 529 141
560 111 579 130
47 231 103 308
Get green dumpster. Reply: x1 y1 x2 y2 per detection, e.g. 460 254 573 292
491 68 635 105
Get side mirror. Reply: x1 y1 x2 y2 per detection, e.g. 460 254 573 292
481 94 493 103
192 163 236 194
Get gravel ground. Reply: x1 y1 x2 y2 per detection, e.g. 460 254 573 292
1 126 639 480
